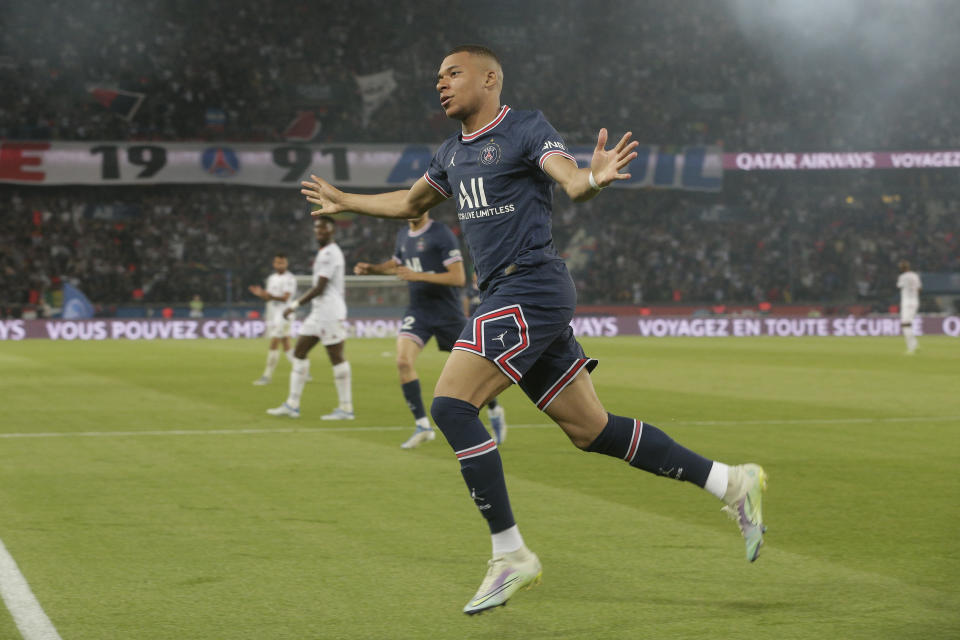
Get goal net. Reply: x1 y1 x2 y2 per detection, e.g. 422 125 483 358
295 274 409 311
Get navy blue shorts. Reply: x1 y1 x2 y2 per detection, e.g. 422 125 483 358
453 261 597 410
398 308 465 352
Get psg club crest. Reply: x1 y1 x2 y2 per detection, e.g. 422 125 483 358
201 146 240 177
479 140 502 166
416 238 426 252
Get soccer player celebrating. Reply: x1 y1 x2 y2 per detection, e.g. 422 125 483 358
896 259 922 354
249 253 298 385
267 216 353 420
301 45 767 614
353 212 507 448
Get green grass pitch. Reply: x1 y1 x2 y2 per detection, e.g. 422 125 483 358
1 336 958 639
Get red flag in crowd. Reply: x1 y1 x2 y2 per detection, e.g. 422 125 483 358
87 86 146 121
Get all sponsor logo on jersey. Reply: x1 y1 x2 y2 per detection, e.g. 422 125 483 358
541 140 567 151
458 177 488 210
456 177 516 220
479 140 502 166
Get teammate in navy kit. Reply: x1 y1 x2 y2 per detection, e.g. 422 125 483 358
353 212 506 448
463 271 483 318
301 45 767 615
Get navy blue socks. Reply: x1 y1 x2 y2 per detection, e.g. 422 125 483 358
431 396 516 533
401 379 427 421
587 413 712 487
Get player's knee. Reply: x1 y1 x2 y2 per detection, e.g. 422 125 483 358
545 415 591 450
430 396 479 432
568 426 598 451
548 405 608 450
395 353 415 375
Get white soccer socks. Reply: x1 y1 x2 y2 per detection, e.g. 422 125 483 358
491 524 525 556
263 349 280 379
332 361 353 413
704 461 730 500
286 357 310 409
903 327 918 354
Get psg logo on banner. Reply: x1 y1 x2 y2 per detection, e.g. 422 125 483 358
479 140 502 166
201 147 240 177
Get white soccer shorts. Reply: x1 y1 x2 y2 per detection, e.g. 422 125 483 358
266 319 293 339
900 302 918 324
300 312 348 346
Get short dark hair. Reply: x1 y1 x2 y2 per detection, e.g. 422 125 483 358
274 252 287 259
314 214 336 226
447 44 501 67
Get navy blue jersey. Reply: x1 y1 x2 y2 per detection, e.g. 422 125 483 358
465 281 483 315
394 219 463 319
424 106 577 290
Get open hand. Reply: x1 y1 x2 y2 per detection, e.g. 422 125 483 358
590 129 639 187
301 174 348 216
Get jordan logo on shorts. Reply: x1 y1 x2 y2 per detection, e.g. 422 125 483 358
492 330 508 346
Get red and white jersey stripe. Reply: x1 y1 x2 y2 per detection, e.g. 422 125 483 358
423 171 452 198
538 148 578 171
462 105 511 142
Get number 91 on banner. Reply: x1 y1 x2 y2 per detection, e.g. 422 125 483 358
0 140 418 187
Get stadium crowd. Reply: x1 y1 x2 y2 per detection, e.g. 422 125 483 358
2 0 959 150
2 172 956 317
3 0 958 316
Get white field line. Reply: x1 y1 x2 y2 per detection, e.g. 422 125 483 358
0 539 62 640
0 415 958 439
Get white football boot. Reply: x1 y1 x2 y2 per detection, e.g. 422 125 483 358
463 545 542 615
400 425 436 449
266 403 300 418
722 463 768 562
320 408 355 421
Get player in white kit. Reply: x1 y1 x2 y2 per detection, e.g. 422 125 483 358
896 260 922 354
267 216 354 419
249 253 298 385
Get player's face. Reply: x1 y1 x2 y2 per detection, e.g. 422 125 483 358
409 212 429 229
436 52 485 120
314 220 334 245
272 256 288 273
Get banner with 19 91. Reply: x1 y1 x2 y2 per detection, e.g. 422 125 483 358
0 141 723 191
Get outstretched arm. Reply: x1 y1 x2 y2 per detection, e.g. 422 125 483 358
354 259 400 276
396 260 466 287
543 129 638 202
248 285 290 302
301 175 448 220
283 278 328 318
